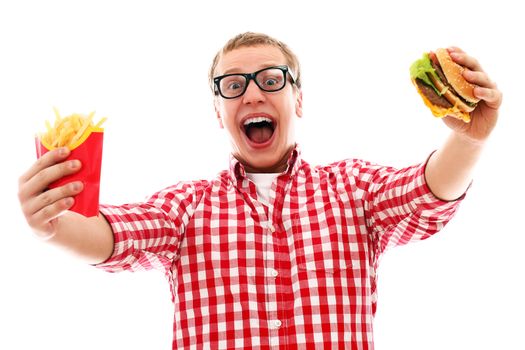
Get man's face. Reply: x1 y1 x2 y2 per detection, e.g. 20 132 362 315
213 45 303 173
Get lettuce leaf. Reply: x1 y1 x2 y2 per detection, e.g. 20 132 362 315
410 53 441 95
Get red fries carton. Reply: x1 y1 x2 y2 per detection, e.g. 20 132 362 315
36 110 105 217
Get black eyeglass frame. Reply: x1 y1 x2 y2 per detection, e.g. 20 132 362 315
213 65 296 99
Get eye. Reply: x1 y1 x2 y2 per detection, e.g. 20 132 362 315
257 69 284 89
227 81 243 90
264 78 279 86
220 75 245 92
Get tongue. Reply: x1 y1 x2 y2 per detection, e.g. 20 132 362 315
246 125 273 144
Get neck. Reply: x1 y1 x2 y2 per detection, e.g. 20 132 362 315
242 146 294 173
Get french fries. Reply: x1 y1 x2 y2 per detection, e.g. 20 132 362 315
39 108 106 149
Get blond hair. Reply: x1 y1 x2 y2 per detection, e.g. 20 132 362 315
209 32 302 93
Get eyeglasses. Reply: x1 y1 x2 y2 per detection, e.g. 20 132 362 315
213 65 296 99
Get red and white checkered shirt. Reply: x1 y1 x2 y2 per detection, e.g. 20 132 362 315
97 146 464 349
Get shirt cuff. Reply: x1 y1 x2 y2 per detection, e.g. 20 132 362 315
92 204 135 272
423 150 471 201
407 152 469 217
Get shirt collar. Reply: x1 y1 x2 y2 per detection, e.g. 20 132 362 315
229 144 302 182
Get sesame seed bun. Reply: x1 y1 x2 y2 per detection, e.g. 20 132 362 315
435 48 480 104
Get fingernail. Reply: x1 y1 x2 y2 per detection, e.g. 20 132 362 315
462 69 473 78
70 182 82 191
473 86 489 99
69 160 80 169
58 147 69 156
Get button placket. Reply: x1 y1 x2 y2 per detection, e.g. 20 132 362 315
262 219 279 340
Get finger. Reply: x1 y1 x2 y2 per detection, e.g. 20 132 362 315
447 46 465 54
23 181 84 217
28 196 76 234
463 69 496 89
18 158 82 202
449 51 483 72
19 147 70 185
474 87 503 109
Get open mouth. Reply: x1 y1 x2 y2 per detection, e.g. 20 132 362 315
242 115 276 144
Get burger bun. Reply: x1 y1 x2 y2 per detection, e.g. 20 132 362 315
435 48 480 104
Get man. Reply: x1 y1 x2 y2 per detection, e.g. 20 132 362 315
18 32 502 348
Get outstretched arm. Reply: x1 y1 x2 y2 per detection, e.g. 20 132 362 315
425 47 502 201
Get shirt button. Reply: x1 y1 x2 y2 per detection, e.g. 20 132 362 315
267 223 275 233
273 320 282 328
270 268 279 277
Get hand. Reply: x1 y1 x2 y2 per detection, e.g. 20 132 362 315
442 47 503 143
18 147 84 239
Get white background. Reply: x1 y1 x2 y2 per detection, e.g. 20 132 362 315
1 1 524 349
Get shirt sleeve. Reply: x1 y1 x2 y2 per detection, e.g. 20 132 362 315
352 154 467 256
94 181 202 274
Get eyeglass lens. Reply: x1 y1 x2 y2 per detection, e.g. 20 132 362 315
219 67 286 98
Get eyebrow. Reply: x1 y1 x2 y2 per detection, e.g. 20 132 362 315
221 63 281 76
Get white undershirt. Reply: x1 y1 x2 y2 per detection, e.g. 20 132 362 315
245 172 279 206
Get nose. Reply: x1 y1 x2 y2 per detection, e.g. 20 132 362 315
242 80 266 104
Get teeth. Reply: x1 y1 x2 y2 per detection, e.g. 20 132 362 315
243 116 272 126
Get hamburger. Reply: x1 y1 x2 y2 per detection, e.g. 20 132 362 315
410 48 480 122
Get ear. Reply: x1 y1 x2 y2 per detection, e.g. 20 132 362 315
295 90 303 118
214 98 224 129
